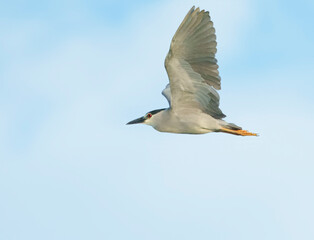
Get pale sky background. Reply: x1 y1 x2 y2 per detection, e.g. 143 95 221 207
1 0 314 239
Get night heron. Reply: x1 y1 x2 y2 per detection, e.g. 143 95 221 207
127 6 257 136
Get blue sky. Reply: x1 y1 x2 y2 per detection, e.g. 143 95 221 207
1 0 314 239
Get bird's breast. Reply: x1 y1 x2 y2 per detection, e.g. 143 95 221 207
152 110 219 134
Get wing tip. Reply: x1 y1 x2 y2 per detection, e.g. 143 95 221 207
189 6 195 14
190 6 210 14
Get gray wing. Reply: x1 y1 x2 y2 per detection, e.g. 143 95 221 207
162 84 171 106
164 6 225 119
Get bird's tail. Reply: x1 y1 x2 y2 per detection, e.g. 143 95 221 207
218 121 258 136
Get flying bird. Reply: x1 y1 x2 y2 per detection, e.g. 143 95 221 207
127 6 257 136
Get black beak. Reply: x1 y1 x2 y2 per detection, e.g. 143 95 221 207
126 116 145 125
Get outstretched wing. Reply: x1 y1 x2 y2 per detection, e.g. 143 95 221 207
164 6 225 119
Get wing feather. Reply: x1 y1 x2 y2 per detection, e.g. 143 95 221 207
164 6 225 119
162 84 171 106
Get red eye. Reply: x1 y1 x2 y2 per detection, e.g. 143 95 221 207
147 113 152 118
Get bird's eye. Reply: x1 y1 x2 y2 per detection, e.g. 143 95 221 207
146 113 152 119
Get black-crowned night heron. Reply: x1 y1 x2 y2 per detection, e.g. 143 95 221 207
127 6 257 136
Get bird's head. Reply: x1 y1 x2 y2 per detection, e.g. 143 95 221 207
126 108 165 126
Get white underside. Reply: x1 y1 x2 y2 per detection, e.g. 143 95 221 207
146 109 222 134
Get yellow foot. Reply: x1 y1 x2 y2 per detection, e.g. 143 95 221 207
220 128 258 136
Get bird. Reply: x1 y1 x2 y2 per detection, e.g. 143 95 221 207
127 6 257 136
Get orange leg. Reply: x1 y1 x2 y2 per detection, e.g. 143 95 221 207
220 127 258 136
